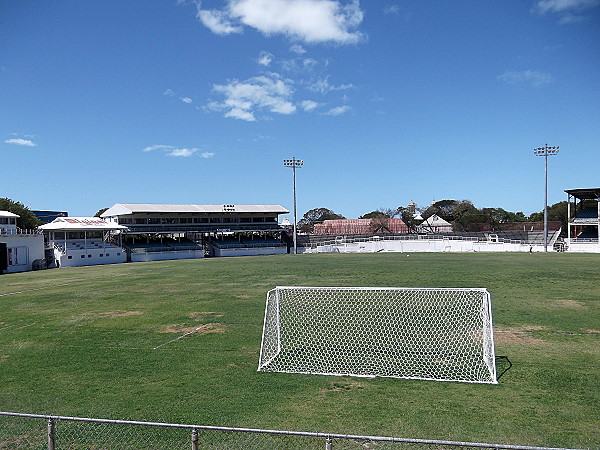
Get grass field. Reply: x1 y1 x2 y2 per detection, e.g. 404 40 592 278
0 253 599 448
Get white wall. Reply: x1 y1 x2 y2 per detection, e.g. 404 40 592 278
1 234 45 273
130 250 204 263
212 246 287 257
304 238 544 254
55 246 127 268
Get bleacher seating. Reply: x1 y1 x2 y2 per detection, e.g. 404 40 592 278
210 237 284 249
577 228 598 239
124 238 203 253
576 207 598 219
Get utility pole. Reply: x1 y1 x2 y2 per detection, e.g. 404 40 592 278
533 143 559 252
283 157 303 254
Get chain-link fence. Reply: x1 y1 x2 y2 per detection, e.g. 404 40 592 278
0 411 582 450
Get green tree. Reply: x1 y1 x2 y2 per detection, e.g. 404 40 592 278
298 208 345 233
0 198 42 229
94 207 109 217
359 210 389 219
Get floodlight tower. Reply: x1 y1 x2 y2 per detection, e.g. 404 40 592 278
533 143 559 252
284 157 303 254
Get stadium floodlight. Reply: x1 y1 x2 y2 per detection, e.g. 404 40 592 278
533 144 559 252
258 286 498 384
283 157 303 254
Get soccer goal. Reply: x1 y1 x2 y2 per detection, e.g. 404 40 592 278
258 286 497 384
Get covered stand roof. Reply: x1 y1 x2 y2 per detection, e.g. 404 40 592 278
0 211 20 218
39 217 128 231
101 203 289 216
565 188 600 200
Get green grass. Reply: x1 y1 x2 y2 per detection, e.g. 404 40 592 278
0 253 599 448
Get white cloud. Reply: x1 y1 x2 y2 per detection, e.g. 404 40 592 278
163 88 175 96
5 138 37 147
167 148 198 157
209 73 296 121
497 70 553 87
144 144 209 158
384 4 400 14
532 0 599 22
325 105 351 116
301 100 320 111
257 51 274 66
309 76 354 94
197 0 364 44
534 0 599 13
196 8 243 35
143 144 173 152
180 97 193 104
290 44 306 54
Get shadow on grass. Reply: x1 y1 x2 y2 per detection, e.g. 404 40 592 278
495 355 512 382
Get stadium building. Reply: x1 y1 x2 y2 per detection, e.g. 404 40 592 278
565 187 600 253
0 210 45 274
101 203 290 261
39 217 128 268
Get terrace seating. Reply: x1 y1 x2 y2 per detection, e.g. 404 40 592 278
576 207 598 219
577 228 598 239
124 238 202 253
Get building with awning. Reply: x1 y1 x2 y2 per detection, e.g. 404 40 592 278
565 188 600 253
39 217 128 268
100 203 291 259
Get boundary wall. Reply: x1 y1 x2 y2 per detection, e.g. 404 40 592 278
302 235 547 254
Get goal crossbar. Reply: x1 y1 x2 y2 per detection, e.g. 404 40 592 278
258 286 497 384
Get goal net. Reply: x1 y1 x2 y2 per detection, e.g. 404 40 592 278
258 287 497 384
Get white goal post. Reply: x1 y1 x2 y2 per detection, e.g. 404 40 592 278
258 287 497 384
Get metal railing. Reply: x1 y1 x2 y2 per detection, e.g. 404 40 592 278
0 228 42 236
0 411 584 450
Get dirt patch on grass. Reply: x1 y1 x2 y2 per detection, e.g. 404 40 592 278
554 299 585 308
494 327 546 345
189 312 224 319
0 355 8 363
89 311 143 318
161 323 225 334
320 381 364 393
585 329 600 334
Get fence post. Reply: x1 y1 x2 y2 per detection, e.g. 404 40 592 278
325 435 332 450
191 428 198 450
47 418 55 450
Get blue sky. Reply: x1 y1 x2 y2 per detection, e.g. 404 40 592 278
2 0 599 220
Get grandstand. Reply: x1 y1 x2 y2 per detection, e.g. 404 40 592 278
39 217 128 268
565 187 600 253
101 203 290 260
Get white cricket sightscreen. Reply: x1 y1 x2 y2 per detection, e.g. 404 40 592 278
258 287 497 384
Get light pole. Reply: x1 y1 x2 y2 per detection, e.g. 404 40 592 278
533 143 559 252
284 157 303 254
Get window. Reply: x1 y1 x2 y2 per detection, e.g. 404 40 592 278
135 218 147 224
7 247 28 266
68 256 72 260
